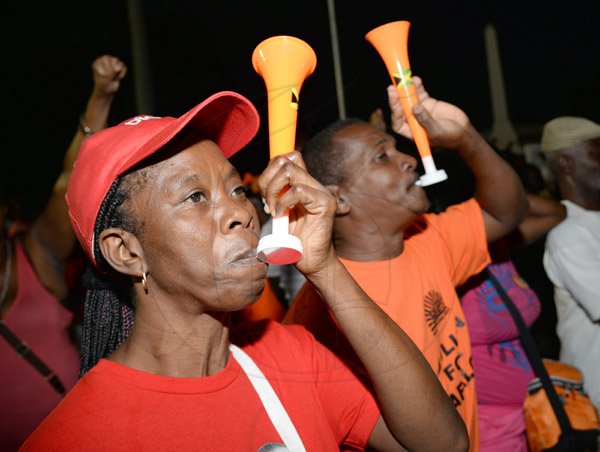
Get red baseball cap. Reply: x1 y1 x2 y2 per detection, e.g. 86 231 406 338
66 91 260 266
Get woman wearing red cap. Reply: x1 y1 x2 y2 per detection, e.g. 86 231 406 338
22 92 468 451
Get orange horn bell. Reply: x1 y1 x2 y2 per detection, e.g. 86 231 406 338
366 20 448 186
252 36 317 158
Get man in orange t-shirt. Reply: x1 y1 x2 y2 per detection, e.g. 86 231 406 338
284 77 528 451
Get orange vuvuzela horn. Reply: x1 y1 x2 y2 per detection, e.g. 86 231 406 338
366 21 447 186
253 35 317 264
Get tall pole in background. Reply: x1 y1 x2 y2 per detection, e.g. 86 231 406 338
128 0 156 115
327 0 346 119
484 24 521 154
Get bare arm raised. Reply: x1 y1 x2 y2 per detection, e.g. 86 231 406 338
25 55 127 299
259 151 469 452
388 77 528 243
517 193 566 246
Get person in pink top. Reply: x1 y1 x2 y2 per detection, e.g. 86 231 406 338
0 55 127 451
459 189 566 451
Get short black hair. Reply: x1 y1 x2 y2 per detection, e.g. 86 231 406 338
301 118 364 186
302 118 421 188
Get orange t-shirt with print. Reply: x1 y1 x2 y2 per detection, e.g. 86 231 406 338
284 199 490 452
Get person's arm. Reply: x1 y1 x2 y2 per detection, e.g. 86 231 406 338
388 78 528 243
25 55 127 296
514 193 566 246
259 151 469 452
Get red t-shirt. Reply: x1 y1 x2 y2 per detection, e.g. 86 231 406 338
285 199 490 452
1 242 80 451
21 321 379 451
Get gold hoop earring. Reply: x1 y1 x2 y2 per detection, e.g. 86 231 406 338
141 272 148 294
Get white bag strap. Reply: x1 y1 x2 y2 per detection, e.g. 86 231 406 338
229 344 306 452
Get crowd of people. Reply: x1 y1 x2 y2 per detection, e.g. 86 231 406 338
2 42 599 452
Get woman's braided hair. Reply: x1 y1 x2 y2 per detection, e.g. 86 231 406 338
79 172 145 376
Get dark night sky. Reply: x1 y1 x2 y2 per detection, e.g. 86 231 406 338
2 0 599 216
